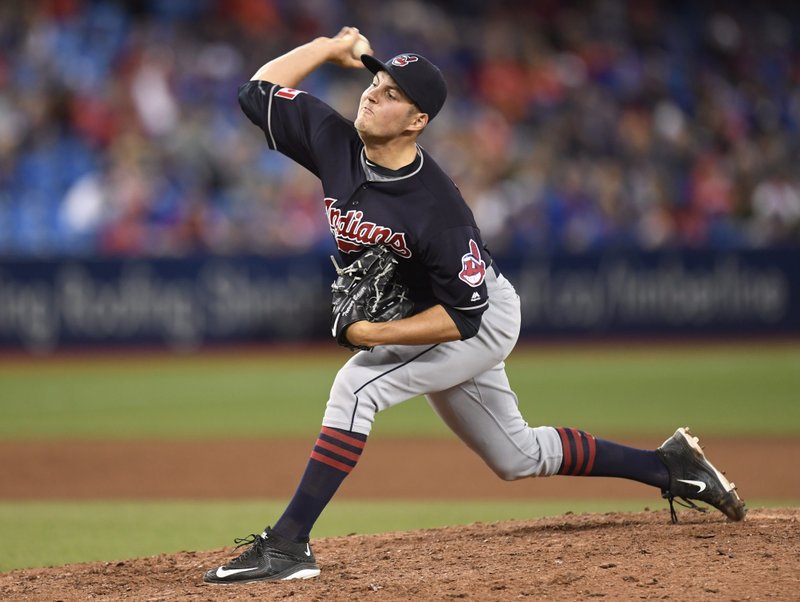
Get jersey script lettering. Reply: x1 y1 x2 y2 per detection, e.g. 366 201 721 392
325 198 411 257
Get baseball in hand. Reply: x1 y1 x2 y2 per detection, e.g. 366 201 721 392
351 34 372 59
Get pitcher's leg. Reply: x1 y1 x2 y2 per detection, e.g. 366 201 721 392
426 362 563 480
322 338 511 436
426 364 669 488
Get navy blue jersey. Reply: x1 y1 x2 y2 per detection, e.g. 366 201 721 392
238 80 492 329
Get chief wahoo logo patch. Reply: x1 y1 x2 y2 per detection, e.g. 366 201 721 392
458 239 487 287
391 55 419 67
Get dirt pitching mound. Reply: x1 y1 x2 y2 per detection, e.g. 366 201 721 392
2 508 797 601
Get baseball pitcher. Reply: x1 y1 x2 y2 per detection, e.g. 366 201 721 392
204 27 745 584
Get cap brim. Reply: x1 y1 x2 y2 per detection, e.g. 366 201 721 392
360 54 385 74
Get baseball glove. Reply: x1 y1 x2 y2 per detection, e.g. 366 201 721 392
330 246 413 351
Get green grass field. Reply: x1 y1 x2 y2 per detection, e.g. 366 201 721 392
1 342 798 571
2 343 799 439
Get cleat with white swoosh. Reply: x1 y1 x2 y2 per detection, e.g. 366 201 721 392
203 527 320 584
656 427 746 523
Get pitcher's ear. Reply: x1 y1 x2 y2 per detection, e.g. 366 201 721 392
409 111 429 131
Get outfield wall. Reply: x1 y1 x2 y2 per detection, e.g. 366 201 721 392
1 249 798 351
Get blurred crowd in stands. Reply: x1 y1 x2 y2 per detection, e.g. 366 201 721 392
1 0 799 258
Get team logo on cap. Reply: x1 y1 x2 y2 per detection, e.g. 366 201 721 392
458 239 486 287
391 55 419 67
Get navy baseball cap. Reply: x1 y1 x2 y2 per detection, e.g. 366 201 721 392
361 53 448 120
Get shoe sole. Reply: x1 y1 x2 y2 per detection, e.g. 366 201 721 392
281 567 321 580
204 565 320 584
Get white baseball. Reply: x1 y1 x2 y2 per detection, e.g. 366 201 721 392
351 34 372 59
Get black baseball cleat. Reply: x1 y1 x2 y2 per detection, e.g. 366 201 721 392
203 527 320 584
656 427 746 523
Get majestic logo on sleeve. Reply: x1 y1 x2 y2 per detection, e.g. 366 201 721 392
458 239 487 287
324 199 411 257
275 87 305 100
391 55 419 67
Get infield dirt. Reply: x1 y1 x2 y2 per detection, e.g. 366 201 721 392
0 508 797 601
3 437 799 500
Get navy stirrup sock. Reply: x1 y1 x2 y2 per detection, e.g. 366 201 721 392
555 427 669 489
273 427 367 543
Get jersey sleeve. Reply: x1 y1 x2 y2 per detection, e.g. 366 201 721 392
237 80 344 176
422 226 491 318
442 305 483 340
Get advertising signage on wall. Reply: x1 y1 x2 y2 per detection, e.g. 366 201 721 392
0 250 797 351
511 252 793 333
0 257 329 351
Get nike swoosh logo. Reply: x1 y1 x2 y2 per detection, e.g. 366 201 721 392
215 566 259 579
332 313 340 337
677 479 707 493
304 544 312 557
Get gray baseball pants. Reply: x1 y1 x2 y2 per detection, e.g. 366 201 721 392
322 268 563 480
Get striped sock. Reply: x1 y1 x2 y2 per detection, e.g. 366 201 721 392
556 427 597 476
273 426 366 542
555 426 669 489
310 426 365 474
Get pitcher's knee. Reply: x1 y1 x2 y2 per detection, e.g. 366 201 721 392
486 455 542 481
325 365 382 434
481 426 563 480
492 465 524 481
